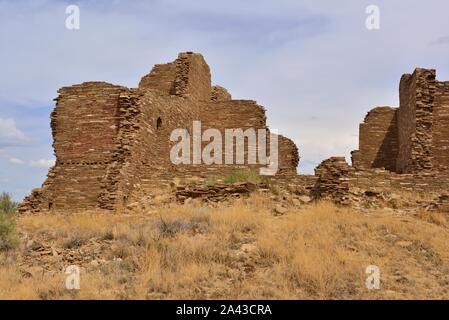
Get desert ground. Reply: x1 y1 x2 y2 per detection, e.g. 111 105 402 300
1 191 449 300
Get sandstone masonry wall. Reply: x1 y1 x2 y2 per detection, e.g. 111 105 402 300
210 85 232 101
397 69 436 173
354 68 449 175
23 56 449 214
314 157 353 205
432 81 449 171
396 73 416 173
278 135 300 174
22 82 126 212
20 52 300 213
138 62 177 94
352 107 398 171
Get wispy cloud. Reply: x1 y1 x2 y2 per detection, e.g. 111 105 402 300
29 159 55 168
0 118 28 147
429 35 449 46
8 157 26 165
8 157 55 168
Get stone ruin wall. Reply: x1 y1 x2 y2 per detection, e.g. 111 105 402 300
20 54 449 214
351 107 398 171
353 68 449 175
320 68 449 206
398 68 436 173
24 82 127 212
20 52 299 213
396 72 417 173
432 81 449 172
349 170 449 194
313 157 352 205
128 54 299 201
314 156 449 208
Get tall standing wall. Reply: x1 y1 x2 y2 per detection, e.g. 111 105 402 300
20 82 126 212
432 81 449 171
397 69 436 173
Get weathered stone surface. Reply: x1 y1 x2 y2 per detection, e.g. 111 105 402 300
313 157 353 205
424 194 449 213
397 68 436 173
210 85 232 101
352 107 398 171
297 195 312 204
175 182 258 203
273 204 288 215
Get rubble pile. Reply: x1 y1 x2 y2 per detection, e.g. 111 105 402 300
313 157 353 205
175 182 259 203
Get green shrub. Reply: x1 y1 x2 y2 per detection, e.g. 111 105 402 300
0 192 19 251
204 176 217 186
0 212 18 250
224 169 262 184
0 192 18 215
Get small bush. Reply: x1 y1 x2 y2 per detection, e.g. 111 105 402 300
205 175 220 186
63 233 88 249
154 218 194 238
0 212 18 251
224 169 262 184
0 192 18 251
0 192 18 215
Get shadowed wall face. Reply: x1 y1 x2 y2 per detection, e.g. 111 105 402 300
397 73 416 173
352 107 398 171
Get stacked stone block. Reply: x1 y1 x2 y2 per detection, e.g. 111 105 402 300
313 157 353 205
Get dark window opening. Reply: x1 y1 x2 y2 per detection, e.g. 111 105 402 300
48 202 53 210
157 117 162 129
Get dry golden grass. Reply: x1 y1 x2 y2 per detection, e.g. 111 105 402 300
1 194 449 300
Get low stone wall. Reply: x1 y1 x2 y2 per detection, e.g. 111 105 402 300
313 157 449 208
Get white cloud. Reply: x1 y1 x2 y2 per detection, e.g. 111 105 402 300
8 157 55 168
429 35 449 46
9 157 26 165
29 159 56 168
0 118 28 147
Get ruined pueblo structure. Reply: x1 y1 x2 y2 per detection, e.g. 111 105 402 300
20 52 299 213
352 68 449 174
19 54 449 213
316 68 449 209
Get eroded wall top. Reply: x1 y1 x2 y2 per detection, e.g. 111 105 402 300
139 52 212 101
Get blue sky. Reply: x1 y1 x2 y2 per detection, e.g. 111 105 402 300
1 0 449 200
